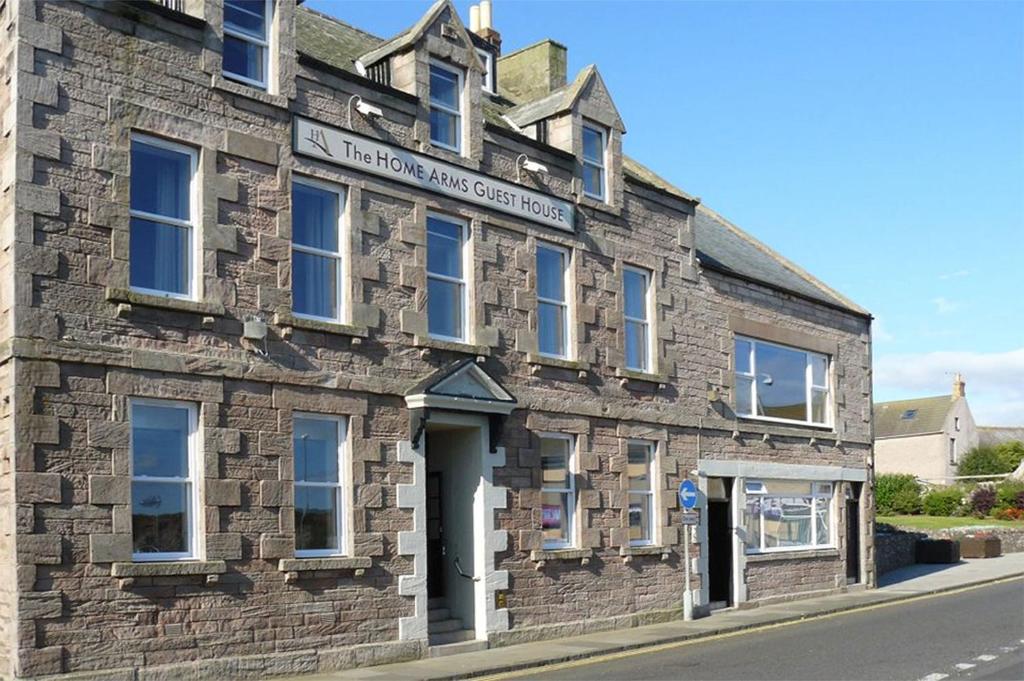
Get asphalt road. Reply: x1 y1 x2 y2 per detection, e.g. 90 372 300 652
514 578 1024 681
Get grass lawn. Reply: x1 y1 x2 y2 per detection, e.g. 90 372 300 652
877 515 1024 530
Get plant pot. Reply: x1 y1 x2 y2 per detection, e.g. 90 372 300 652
915 539 960 564
959 535 1001 559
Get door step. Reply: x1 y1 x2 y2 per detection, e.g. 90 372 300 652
427 607 451 622
428 628 477 647
428 617 465 634
428 637 487 658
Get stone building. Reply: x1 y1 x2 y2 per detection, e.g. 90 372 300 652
0 0 875 678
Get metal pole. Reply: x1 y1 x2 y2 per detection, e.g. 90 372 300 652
683 522 692 621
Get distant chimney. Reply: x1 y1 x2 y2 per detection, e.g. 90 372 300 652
952 373 966 399
469 0 501 51
497 39 567 104
469 4 480 33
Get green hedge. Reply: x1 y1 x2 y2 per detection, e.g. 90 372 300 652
922 487 964 516
958 442 1024 477
876 474 922 515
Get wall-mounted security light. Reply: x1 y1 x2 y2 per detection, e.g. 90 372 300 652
347 94 383 128
516 153 549 182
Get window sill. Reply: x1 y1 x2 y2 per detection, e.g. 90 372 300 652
111 560 226 578
278 557 372 581
576 194 621 218
275 312 369 339
736 415 834 432
107 288 225 316
526 354 590 373
414 335 492 357
745 548 840 563
211 75 289 110
615 367 669 387
530 548 593 568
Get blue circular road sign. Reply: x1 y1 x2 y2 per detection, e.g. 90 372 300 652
678 479 698 510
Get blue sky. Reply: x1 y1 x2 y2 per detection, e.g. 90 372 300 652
306 0 1024 425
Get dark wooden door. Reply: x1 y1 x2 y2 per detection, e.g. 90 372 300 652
846 498 860 583
426 472 445 598
708 500 732 605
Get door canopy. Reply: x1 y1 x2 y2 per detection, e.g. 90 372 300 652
405 359 517 415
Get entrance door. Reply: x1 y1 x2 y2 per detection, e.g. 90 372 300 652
426 472 445 598
707 477 732 608
846 482 861 584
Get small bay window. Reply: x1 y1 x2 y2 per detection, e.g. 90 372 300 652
734 336 831 426
744 480 834 553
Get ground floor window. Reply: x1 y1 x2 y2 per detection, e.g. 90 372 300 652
627 440 655 545
293 414 347 557
540 434 575 548
743 479 833 553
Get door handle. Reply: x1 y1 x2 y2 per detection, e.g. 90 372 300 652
453 555 480 582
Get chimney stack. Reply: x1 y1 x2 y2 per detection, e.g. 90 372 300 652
952 373 966 399
469 5 480 33
469 1 501 51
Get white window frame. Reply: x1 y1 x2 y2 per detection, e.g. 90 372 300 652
734 336 832 427
291 176 346 324
426 213 470 343
623 265 652 373
476 47 494 93
539 433 576 550
581 122 607 201
536 242 572 360
627 439 656 547
293 413 348 559
222 0 272 91
429 60 463 154
130 398 199 562
129 133 199 301
744 480 834 554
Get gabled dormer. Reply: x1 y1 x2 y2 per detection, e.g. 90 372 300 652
502 46 625 212
355 0 486 167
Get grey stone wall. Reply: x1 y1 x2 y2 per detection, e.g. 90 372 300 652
0 0 875 677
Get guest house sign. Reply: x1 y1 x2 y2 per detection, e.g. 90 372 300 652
294 117 575 232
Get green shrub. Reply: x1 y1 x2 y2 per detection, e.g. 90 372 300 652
958 442 1024 477
922 487 964 516
876 474 922 515
996 479 1024 510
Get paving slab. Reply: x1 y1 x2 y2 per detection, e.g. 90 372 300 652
279 553 1024 681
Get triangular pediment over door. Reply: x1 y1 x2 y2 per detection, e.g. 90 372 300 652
405 359 516 415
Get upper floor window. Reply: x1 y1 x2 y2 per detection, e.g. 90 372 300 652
954 417 960 432
623 266 652 373
582 123 606 200
627 440 655 546
130 400 198 562
949 437 957 464
130 135 197 300
223 0 271 90
540 434 575 549
429 61 463 153
476 47 495 93
427 214 468 341
744 480 833 554
294 414 347 557
292 178 344 323
537 243 571 358
734 337 831 427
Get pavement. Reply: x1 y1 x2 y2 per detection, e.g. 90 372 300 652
282 553 1024 681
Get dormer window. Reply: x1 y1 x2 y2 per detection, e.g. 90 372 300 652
476 47 495 93
429 61 463 153
582 123 606 201
223 0 271 90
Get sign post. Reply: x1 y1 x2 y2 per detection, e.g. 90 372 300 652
678 479 699 621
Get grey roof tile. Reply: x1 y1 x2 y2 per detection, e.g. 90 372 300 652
874 395 954 438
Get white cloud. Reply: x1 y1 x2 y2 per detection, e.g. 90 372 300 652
874 348 1024 426
938 269 969 280
930 296 959 315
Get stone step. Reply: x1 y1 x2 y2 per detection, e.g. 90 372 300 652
428 633 484 656
428 628 477 648
427 597 446 609
427 607 450 622
428 617 464 634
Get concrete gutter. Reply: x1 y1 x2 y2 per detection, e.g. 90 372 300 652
283 554 1024 681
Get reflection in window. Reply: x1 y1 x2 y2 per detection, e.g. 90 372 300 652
540 436 574 548
294 415 346 556
744 480 833 553
582 124 606 200
426 215 467 341
429 62 462 152
131 401 196 560
537 244 570 358
223 0 270 89
292 180 344 322
734 337 830 425
623 267 651 372
627 441 655 545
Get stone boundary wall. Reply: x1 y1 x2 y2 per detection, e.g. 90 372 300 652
876 525 1024 575
917 526 1024 554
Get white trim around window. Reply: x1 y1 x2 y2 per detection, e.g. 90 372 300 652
734 336 832 427
129 133 199 301
581 123 607 201
130 398 200 562
293 413 348 558
222 0 272 90
426 213 470 343
623 265 652 373
743 480 834 554
626 439 656 546
291 176 346 324
536 242 572 360
476 47 495 93
539 433 576 550
429 60 464 154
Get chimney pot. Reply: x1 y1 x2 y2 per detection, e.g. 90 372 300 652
952 372 966 399
480 0 492 29
470 5 480 33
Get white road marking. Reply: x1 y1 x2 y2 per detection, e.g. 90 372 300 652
975 654 998 662
920 673 948 681
999 646 1018 653
954 663 976 671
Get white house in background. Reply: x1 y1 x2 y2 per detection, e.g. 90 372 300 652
874 374 979 483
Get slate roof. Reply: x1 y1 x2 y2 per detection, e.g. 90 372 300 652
978 427 1024 448
874 396 955 438
293 5 869 318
